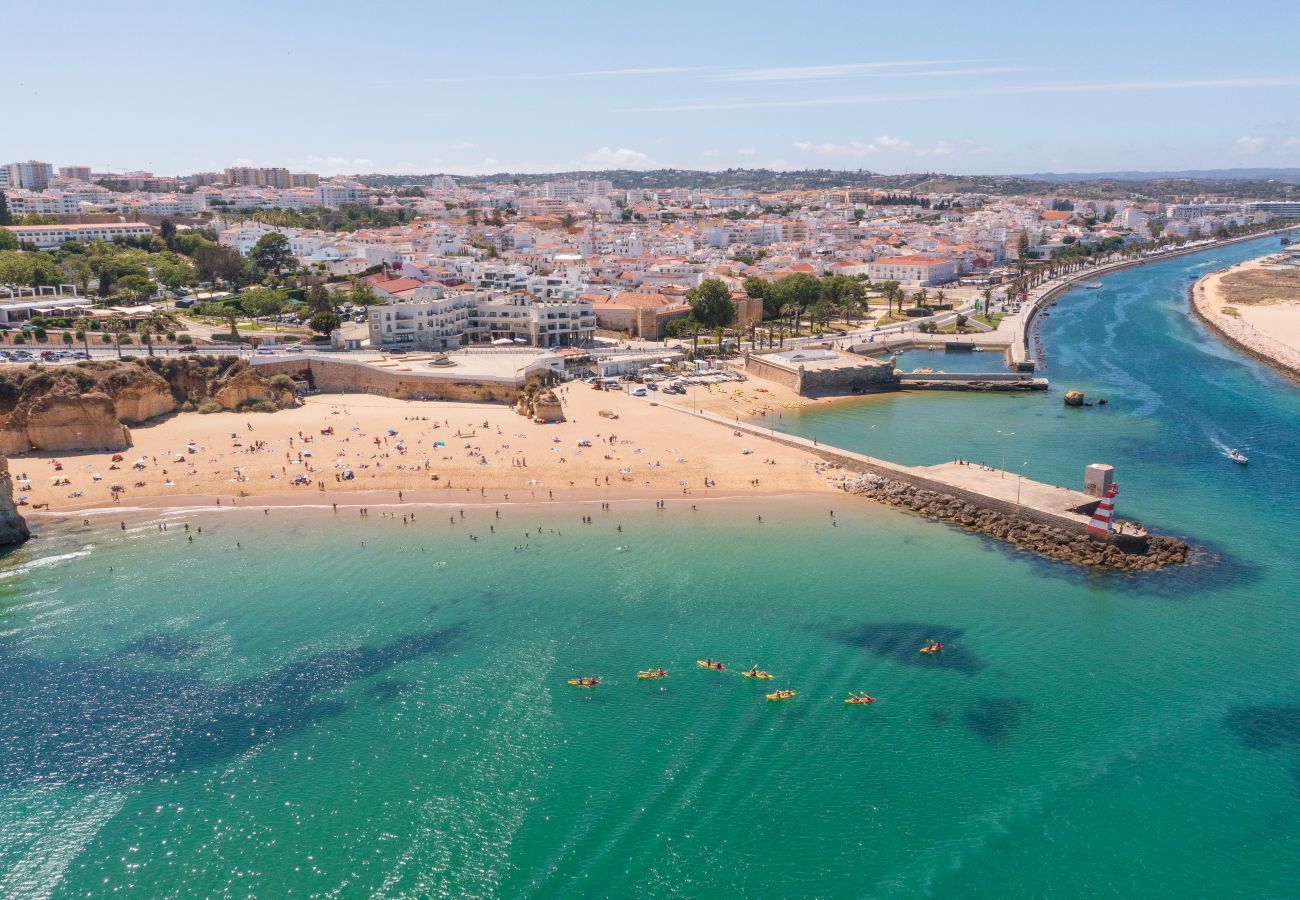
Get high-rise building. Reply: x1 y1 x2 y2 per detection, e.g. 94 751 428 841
291 172 320 188
3 160 54 190
58 166 93 181
224 166 293 189
187 171 225 187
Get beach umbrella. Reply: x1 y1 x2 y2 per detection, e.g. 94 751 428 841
492 338 513 345
513 338 526 343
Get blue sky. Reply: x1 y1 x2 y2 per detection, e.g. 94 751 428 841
8 0 1300 177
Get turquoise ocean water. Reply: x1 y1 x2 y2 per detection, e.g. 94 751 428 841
1 237 1298 898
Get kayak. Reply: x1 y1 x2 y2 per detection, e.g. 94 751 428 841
845 695 876 705
742 670 774 679
637 669 668 679
766 689 797 701
567 678 600 687
920 643 943 654
697 660 725 671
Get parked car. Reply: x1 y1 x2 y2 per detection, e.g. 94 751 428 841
178 344 197 353
630 387 647 397
387 348 407 355
40 350 57 361
285 344 305 353
255 346 277 355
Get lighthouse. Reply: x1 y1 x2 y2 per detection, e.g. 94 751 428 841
1087 484 1119 537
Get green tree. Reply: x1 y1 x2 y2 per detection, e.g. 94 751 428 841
348 281 381 307
305 283 332 314
0 230 17 251
199 301 242 341
685 279 737 329
250 232 294 279
115 273 156 301
309 310 341 336
193 243 245 285
770 273 821 330
159 219 177 251
0 191 11 226
240 287 289 331
136 319 156 356
74 318 93 356
62 330 74 346
153 256 196 291
103 318 126 358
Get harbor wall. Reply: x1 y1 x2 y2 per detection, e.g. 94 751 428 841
252 357 528 403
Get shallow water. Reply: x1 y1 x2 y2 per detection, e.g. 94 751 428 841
1 236 1298 898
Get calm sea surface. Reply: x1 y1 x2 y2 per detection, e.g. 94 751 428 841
1 237 1297 898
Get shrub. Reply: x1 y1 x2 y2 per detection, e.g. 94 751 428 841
12 335 24 344
101 333 112 344
247 399 279 413
33 327 47 341
18 373 53 397
176 333 191 343
904 307 929 317
268 374 295 391
165 331 176 342
197 401 223 414
179 400 197 413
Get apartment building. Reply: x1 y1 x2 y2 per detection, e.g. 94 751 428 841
314 181 371 209
2 222 153 249
367 287 476 351
367 289 595 350
58 166 93 181
3 160 53 190
225 167 294 189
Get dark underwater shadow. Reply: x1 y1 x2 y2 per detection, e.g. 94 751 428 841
831 622 984 675
0 624 466 787
961 697 1031 745
949 518 1263 601
1224 703 1300 751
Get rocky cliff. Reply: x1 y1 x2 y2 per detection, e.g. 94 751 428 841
0 357 296 454
0 456 30 546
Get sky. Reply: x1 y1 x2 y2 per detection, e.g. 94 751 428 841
7 0 1300 178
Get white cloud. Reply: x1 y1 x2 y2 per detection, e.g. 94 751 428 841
382 66 704 85
791 136 986 160
719 59 983 82
792 140 877 157
631 75 1300 113
583 147 652 168
700 149 721 158
1233 135 1267 154
1285 137 1300 147
451 140 476 150
736 148 759 156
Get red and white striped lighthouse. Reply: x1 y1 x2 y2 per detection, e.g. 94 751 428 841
1087 483 1119 536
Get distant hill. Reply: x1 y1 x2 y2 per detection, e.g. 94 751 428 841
355 168 1300 201
1017 168 1300 183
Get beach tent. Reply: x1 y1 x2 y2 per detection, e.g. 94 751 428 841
492 338 513 345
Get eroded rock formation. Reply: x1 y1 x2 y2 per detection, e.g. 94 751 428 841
0 455 30 546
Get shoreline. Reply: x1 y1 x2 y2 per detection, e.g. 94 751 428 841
1020 227 1300 362
1189 260 1300 384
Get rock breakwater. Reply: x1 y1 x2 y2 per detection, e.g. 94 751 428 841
840 473 1189 571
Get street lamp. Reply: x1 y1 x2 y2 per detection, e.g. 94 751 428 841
1016 461 1028 507
996 430 1015 477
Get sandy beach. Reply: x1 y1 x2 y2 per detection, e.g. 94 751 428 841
13 376 849 514
1192 257 1300 380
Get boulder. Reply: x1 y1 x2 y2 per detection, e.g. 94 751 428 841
1063 390 1085 407
213 369 293 410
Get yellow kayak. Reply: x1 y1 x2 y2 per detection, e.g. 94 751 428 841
766 689 797 701
742 670 774 679
567 678 600 687
637 669 668 679
697 659 725 671
845 695 876 705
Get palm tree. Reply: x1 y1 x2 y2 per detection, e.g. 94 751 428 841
74 317 93 357
136 319 155 357
780 303 799 336
104 318 125 359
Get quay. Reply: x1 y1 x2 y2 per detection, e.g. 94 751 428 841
648 395 1160 555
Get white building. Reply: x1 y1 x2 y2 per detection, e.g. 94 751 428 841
1 222 153 249
866 255 960 286
2 160 53 191
315 181 371 209
367 289 595 350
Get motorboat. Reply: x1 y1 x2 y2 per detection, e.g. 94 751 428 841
1228 449 1248 465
